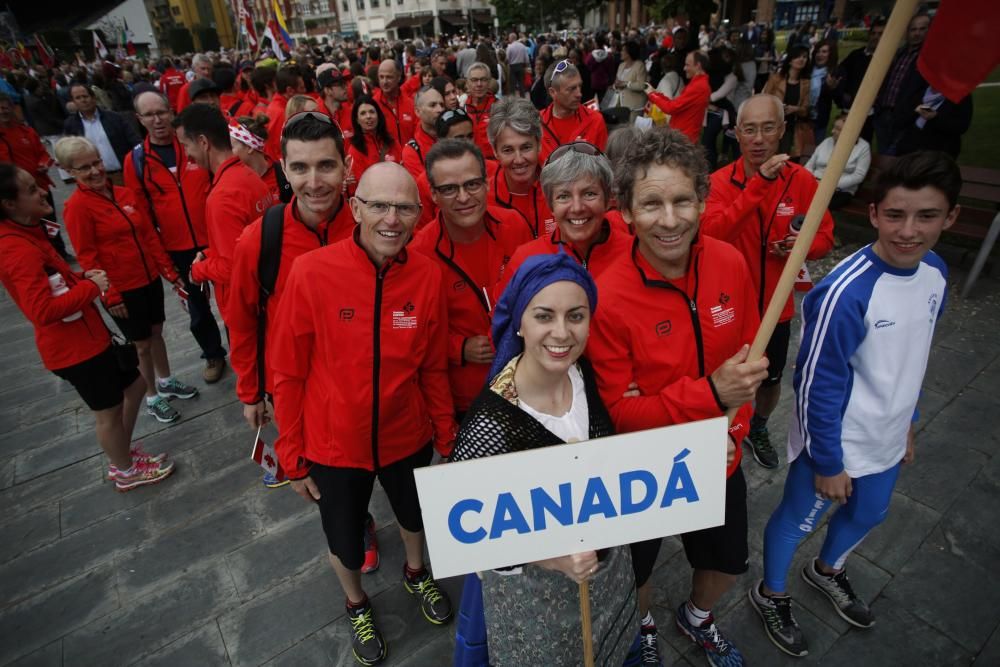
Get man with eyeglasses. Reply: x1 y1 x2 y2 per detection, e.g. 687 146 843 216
269 162 456 665
402 86 445 181
539 60 608 165
124 92 227 384
413 108 478 229
701 94 834 470
463 62 497 159
410 139 533 416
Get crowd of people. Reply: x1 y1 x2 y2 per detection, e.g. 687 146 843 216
0 10 968 667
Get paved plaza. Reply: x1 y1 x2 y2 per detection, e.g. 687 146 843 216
1 180 999 666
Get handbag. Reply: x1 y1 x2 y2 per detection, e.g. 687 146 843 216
601 93 631 125
99 305 139 372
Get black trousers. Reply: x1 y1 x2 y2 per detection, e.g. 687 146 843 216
169 248 226 360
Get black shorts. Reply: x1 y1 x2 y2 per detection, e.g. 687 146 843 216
111 280 166 342
629 466 750 585
52 345 141 411
762 319 792 387
680 465 749 575
309 444 433 570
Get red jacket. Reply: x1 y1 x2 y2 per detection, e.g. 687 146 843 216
485 160 553 239
702 160 834 322
588 236 759 477
373 88 416 145
123 136 210 252
0 123 53 189
401 123 436 179
0 222 108 370
410 208 534 411
175 78 196 113
221 92 253 119
271 232 457 476
464 94 496 159
158 68 187 111
646 73 711 143
264 93 289 161
346 133 402 192
63 184 179 306
497 218 632 300
539 104 609 164
191 157 274 322
401 72 423 97
229 197 354 404
323 101 354 141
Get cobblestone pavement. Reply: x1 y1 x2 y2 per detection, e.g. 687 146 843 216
1 179 998 666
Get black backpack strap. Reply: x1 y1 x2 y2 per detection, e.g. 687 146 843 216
228 98 243 117
273 161 293 204
255 203 286 403
406 138 422 162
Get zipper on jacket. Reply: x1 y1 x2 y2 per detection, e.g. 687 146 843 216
109 196 154 284
370 264 386 470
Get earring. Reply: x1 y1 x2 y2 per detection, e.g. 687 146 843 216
516 330 523 337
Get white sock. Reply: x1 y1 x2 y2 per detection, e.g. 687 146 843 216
156 376 174 387
146 395 158 406
685 600 711 627
641 611 655 628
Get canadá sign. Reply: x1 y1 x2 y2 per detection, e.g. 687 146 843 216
415 417 728 579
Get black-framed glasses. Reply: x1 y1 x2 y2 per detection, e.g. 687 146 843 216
282 110 344 138
354 196 421 221
137 109 172 121
545 141 604 166
432 177 486 199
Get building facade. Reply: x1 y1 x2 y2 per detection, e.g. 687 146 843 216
336 0 495 41
166 0 237 49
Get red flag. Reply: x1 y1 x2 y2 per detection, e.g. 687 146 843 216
917 0 1000 103
239 0 259 50
584 96 600 112
34 35 53 68
251 434 286 481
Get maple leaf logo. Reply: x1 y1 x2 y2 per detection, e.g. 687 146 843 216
264 454 276 468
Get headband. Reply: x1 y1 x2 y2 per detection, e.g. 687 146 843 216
228 120 265 153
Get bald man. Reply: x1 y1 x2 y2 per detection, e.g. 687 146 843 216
270 162 456 665
373 60 417 145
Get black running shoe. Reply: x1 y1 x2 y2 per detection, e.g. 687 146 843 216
802 560 875 628
746 427 779 468
640 624 662 665
346 598 387 665
403 568 453 625
748 580 809 657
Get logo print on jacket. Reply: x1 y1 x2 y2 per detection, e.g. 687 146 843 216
655 320 672 337
393 302 417 329
339 308 354 321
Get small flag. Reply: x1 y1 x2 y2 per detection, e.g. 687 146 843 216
174 285 190 312
34 34 53 68
124 19 136 56
251 426 285 481
42 219 60 238
239 0 259 51
263 21 286 62
795 265 813 292
584 96 600 112
93 31 108 60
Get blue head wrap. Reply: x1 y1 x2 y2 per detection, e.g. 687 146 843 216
489 250 598 379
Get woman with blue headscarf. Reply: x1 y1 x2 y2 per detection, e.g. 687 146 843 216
451 251 639 666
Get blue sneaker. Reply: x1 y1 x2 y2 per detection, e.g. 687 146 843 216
263 472 289 488
675 603 745 667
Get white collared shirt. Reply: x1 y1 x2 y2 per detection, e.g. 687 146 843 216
80 111 122 172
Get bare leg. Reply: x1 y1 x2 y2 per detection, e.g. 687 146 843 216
93 402 133 469
329 552 366 604
149 323 171 380
690 569 738 612
754 383 781 420
399 526 425 571
638 582 652 617
135 338 156 398
122 375 145 441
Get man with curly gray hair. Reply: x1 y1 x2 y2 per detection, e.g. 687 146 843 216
588 127 769 667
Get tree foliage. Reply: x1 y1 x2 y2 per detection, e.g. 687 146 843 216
644 0 719 28
494 0 604 32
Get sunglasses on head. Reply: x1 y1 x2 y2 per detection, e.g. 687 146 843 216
282 111 344 138
439 108 470 124
553 59 571 74
545 141 604 166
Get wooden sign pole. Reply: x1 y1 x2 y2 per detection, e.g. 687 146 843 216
580 580 594 667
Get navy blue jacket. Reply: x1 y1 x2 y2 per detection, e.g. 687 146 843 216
63 110 141 167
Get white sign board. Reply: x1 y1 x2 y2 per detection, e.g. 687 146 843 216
415 417 728 580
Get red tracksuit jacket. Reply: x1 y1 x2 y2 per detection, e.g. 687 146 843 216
191 157 274 322
646 73 711 144
263 93 289 161
497 218 633 301
346 134 402 193
486 160 554 239
588 236 759 477
464 93 496 159
0 123 53 189
410 207 534 412
539 103 609 165
401 124 436 179
63 184 179 306
271 232 456 476
373 88 416 146
0 222 109 370
228 198 355 404
701 159 834 322
123 136 210 252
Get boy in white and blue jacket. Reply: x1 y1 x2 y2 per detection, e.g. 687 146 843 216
749 151 962 658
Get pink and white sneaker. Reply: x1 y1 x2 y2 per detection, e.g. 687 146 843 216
108 445 168 481
114 458 176 492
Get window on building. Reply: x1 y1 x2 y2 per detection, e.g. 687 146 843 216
356 0 364 8
343 0 348 11
372 0 379 6
171 5 181 14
